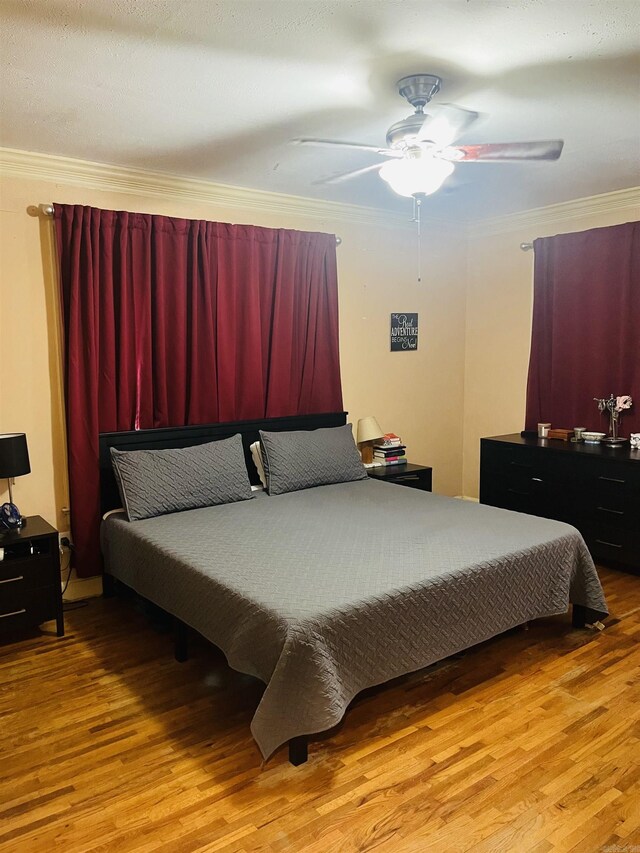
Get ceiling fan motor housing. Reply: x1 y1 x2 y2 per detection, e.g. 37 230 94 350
397 74 442 110
386 115 427 147
387 74 442 147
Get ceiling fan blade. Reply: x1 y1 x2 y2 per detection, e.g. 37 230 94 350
417 104 479 147
451 140 564 161
312 162 385 185
293 137 401 157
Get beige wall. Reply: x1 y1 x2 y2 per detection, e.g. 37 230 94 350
0 159 467 534
461 202 640 498
1 151 636 532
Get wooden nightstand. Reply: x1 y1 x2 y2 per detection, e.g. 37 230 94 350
0 516 64 638
367 462 432 492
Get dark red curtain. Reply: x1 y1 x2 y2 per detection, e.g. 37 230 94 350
55 205 342 576
525 221 640 435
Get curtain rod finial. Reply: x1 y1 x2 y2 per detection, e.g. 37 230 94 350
39 203 54 216
520 242 533 251
335 236 342 246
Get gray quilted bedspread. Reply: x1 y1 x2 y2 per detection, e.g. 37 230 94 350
101 479 608 759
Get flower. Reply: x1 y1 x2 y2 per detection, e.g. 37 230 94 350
594 394 633 440
615 395 633 411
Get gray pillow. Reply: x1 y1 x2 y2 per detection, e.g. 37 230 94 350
259 424 367 495
111 434 253 521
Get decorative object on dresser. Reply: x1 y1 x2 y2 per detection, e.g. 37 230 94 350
594 394 633 445
373 432 407 466
0 433 31 529
480 434 640 573
631 434 640 450
582 431 606 444
547 429 574 441
367 462 432 492
356 417 384 465
0 516 64 638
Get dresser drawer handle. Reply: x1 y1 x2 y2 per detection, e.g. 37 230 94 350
0 575 24 584
598 476 626 484
595 539 622 550
395 475 420 482
531 477 544 483
0 608 27 618
597 506 624 516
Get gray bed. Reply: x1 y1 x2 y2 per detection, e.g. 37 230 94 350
101 476 608 762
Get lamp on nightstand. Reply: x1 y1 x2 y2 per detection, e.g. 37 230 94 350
0 433 31 529
357 417 384 465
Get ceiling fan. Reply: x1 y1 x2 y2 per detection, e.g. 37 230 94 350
295 74 564 198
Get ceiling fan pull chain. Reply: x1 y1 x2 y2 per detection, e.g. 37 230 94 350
416 195 422 283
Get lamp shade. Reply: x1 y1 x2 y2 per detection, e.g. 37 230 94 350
0 433 31 478
357 417 383 444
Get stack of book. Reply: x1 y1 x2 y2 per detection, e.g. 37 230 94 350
373 433 407 466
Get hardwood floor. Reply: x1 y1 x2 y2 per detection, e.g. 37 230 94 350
1 567 639 852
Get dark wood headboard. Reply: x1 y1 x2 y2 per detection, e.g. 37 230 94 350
98 411 348 514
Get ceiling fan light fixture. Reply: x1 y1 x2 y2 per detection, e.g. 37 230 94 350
379 156 455 198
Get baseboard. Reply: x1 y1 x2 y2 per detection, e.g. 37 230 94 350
454 495 480 502
62 571 103 601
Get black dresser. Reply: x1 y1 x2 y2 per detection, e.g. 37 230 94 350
480 434 640 573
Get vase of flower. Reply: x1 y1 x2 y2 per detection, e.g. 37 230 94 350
593 394 633 445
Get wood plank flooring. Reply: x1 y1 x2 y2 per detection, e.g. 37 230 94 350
1 566 639 852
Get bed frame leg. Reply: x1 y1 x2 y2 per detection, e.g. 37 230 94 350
102 572 116 598
288 736 308 766
175 619 188 662
572 604 587 628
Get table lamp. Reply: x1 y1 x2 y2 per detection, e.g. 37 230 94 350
0 433 31 529
357 417 383 465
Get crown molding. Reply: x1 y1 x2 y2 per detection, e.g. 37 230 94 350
5 146 633 236
0 146 421 230
469 186 640 237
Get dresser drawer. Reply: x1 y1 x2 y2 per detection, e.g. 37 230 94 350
577 458 640 529
0 555 59 589
586 525 640 570
480 443 575 522
388 470 431 490
0 584 60 632
582 469 640 509
581 502 638 532
582 457 640 486
367 463 432 492
482 488 540 518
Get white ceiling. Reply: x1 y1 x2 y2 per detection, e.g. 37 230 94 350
1 0 639 219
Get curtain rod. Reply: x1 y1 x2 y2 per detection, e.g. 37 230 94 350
520 242 533 251
38 203 343 244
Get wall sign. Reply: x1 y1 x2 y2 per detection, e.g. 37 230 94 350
390 313 418 351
